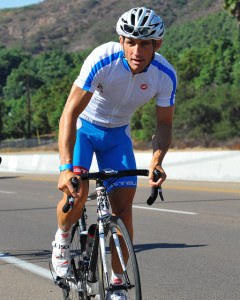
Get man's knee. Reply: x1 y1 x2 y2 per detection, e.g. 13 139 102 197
57 184 88 230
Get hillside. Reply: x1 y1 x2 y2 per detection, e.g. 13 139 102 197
0 0 223 54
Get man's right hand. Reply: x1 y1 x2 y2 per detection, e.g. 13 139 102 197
58 170 81 199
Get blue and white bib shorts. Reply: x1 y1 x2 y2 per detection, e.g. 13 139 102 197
73 118 137 191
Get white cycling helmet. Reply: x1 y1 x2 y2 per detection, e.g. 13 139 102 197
116 7 165 40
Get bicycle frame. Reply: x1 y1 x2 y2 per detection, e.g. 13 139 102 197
56 168 158 299
80 178 131 292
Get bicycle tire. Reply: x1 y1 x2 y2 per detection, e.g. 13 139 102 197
98 216 142 300
61 221 90 300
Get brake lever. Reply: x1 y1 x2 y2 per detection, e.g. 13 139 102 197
158 185 164 201
147 169 164 205
62 177 78 213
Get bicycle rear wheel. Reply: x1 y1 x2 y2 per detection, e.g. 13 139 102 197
98 216 142 300
61 221 90 300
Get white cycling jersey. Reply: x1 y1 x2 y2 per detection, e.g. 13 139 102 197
74 42 177 128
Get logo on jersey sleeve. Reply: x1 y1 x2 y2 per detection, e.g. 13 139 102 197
140 84 148 90
97 83 104 93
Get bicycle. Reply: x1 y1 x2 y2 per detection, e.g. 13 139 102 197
51 168 163 300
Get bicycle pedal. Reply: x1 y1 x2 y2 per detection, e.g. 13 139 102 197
55 277 69 289
108 284 128 292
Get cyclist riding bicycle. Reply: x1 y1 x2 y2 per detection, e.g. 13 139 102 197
52 7 177 300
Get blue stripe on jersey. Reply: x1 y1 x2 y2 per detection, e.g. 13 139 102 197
83 51 124 91
151 60 177 106
123 57 131 72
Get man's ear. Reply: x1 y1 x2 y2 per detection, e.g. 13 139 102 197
119 36 124 46
155 39 162 52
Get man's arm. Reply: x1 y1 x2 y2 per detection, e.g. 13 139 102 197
58 84 93 197
149 104 175 187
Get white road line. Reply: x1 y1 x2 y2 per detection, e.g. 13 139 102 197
133 205 198 215
0 252 55 280
0 190 16 194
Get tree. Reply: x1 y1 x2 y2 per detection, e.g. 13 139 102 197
2 96 29 138
223 0 240 48
0 45 30 96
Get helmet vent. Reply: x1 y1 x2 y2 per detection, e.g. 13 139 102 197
142 16 148 26
131 13 135 25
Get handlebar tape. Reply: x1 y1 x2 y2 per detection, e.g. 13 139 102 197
62 177 79 213
147 169 163 206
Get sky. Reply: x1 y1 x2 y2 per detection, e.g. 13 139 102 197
0 0 45 9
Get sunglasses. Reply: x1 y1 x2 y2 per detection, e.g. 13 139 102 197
123 24 153 36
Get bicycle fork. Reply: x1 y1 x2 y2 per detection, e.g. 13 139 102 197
111 227 132 290
99 219 110 289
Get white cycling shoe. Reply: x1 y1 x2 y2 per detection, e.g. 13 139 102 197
52 241 71 278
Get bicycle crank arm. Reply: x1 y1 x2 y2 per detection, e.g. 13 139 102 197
54 276 70 291
71 258 84 292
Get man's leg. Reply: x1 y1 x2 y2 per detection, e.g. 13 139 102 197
53 118 94 277
108 186 136 274
57 180 89 232
52 180 89 278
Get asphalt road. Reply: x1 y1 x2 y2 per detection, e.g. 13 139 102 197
0 173 239 300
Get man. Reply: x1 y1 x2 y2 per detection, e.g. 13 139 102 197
52 7 177 300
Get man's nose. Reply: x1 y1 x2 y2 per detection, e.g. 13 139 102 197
133 44 141 55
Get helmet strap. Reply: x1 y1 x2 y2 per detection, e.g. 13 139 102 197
152 40 156 61
122 36 126 57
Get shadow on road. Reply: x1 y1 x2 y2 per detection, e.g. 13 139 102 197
0 243 208 266
134 243 207 253
0 176 20 180
0 207 56 212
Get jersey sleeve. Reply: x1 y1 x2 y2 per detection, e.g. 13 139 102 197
155 64 177 107
74 46 106 93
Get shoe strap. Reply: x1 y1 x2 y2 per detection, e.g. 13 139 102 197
52 241 70 249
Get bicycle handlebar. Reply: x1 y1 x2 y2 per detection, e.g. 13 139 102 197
80 169 149 180
62 168 164 213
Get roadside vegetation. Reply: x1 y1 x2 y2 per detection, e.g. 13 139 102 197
0 10 239 149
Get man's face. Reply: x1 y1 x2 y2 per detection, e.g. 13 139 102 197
120 37 161 74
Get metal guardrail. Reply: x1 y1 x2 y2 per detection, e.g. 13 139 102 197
0 138 56 150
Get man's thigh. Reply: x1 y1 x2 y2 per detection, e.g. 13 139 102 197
108 186 136 215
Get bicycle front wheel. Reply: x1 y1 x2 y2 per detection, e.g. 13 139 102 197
61 221 89 300
98 216 142 300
